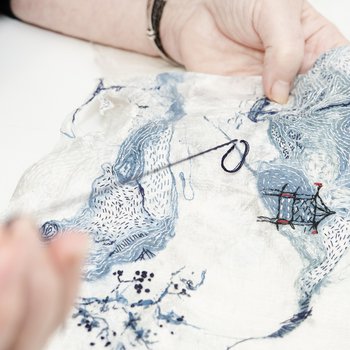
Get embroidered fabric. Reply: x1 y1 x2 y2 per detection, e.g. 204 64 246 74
5 46 350 350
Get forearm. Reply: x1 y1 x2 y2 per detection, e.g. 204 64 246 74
11 0 158 56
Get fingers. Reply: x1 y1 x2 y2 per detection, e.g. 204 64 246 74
48 232 89 320
0 218 87 350
299 1 349 73
10 219 62 350
256 0 305 103
0 225 27 350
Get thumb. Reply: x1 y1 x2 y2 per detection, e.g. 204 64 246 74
257 0 304 103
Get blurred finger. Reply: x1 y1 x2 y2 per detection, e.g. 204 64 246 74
9 219 61 350
49 232 88 320
0 222 31 350
13 231 88 350
0 226 5 246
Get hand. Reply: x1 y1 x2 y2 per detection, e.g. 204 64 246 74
161 0 349 103
0 218 88 350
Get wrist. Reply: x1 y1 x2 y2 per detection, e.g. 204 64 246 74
160 0 201 65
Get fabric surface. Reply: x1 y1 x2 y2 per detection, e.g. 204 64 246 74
5 46 350 349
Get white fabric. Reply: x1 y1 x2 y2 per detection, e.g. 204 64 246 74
4 46 350 349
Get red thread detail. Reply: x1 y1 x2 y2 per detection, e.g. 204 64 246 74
281 193 294 198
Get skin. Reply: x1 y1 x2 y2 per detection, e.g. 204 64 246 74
1 0 349 348
0 218 87 350
11 0 349 103
160 0 349 102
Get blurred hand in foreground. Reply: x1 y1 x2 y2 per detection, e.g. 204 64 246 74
0 218 87 350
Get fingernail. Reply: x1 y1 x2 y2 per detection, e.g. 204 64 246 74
271 80 290 104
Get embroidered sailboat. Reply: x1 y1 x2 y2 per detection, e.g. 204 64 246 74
258 183 335 234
